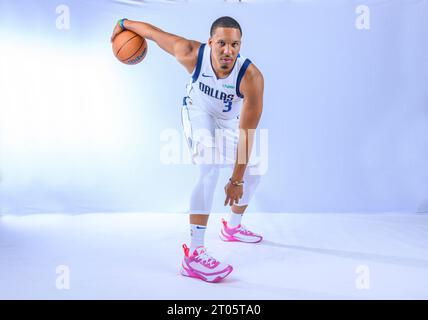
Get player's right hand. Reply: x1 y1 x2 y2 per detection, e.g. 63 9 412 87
110 22 124 43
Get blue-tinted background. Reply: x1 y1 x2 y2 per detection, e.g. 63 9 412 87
1 0 427 214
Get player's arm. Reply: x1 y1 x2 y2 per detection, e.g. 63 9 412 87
111 19 200 73
233 65 264 182
224 64 264 206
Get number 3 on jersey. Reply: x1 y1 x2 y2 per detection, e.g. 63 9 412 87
223 100 232 112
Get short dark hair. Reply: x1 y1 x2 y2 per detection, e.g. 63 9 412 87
210 16 242 37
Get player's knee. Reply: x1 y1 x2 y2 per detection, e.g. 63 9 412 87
199 165 220 185
245 171 262 186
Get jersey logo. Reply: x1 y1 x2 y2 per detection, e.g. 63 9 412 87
223 84 235 89
202 73 213 78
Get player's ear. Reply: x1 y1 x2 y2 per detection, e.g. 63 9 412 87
208 37 213 47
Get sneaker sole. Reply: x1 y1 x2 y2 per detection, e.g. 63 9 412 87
180 264 233 283
219 230 263 243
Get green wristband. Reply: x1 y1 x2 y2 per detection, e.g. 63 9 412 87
118 18 127 30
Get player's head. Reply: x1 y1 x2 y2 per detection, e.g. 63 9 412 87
209 16 242 72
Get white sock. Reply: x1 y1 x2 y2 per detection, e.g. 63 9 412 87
190 224 206 253
228 212 243 228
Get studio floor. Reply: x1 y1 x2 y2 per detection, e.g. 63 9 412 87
1 212 427 299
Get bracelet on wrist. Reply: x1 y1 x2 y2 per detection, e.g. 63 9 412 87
229 178 244 186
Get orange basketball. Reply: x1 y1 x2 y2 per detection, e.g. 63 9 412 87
112 30 148 65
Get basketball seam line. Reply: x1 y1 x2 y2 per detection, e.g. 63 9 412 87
123 41 145 62
115 34 140 58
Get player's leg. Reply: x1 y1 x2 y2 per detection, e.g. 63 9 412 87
180 101 233 282
181 151 233 283
189 162 219 252
214 118 264 243
230 164 262 221
220 166 263 243
184 109 218 253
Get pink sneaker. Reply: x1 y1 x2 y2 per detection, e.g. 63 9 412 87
219 218 263 243
180 244 233 283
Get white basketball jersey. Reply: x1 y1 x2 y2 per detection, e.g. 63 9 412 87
185 43 252 120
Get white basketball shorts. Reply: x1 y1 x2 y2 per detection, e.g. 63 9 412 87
181 97 240 166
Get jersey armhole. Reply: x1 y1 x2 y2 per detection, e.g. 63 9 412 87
236 58 252 98
191 43 206 83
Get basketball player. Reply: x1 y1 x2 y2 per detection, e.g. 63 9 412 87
111 16 264 283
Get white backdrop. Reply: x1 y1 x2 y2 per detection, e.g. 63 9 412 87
0 0 427 214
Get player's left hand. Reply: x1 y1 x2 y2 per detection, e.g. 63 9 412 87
224 182 243 206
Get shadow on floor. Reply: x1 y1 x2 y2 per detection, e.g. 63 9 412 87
260 240 428 269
